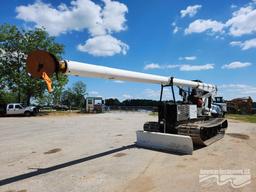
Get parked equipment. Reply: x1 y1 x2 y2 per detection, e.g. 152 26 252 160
227 97 253 114
213 96 227 117
26 50 228 154
85 97 104 113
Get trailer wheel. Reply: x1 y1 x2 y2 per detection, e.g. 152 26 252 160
143 121 160 132
24 111 31 117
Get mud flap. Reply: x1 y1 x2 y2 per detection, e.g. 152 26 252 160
136 130 193 155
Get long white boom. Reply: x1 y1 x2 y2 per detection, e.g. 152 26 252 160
26 50 217 93
65 60 217 93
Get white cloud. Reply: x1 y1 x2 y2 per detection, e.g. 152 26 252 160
113 80 124 83
16 0 103 36
16 0 128 36
144 88 172 100
180 64 214 71
179 56 197 61
180 5 202 18
166 65 180 69
185 4 256 37
172 22 179 34
173 26 179 34
185 19 225 34
90 91 99 95
230 41 242 46
231 4 238 9
144 63 180 70
218 84 256 99
144 63 213 71
102 0 128 33
89 91 102 97
226 5 256 36
144 88 160 98
219 84 256 92
16 0 128 57
230 38 256 50
222 61 252 69
122 94 132 99
77 35 129 56
144 63 161 70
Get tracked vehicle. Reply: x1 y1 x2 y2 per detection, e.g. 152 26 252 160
26 50 228 154
144 83 228 147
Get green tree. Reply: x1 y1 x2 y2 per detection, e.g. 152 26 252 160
61 88 76 109
0 90 17 105
61 81 87 109
105 98 121 106
72 81 86 108
0 24 68 105
36 92 54 106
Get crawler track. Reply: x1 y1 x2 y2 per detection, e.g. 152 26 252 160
177 118 228 146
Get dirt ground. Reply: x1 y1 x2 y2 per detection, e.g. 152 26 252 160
0 112 255 192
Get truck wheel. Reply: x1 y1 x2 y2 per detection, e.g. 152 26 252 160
24 111 31 117
33 109 38 116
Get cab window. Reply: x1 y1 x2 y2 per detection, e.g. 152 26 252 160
15 105 22 109
215 97 223 103
8 105 14 109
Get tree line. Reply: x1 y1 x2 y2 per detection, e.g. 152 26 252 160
105 98 162 107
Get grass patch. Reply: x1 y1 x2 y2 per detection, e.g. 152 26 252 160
149 112 158 116
226 114 256 123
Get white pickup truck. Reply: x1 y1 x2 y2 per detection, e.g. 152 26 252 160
0 103 38 116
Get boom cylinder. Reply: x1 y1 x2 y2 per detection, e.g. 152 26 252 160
26 50 217 93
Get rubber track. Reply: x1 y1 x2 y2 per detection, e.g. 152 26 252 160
177 118 228 146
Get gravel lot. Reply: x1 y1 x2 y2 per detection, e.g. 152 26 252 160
0 112 256 192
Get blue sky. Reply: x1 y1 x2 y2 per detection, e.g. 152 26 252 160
1 0 256 100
